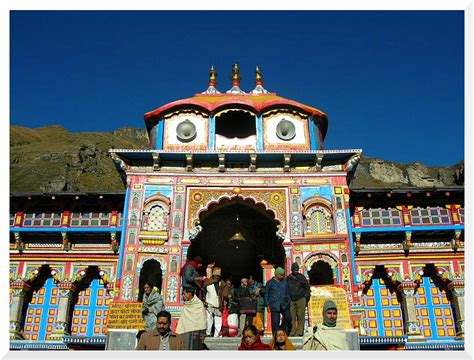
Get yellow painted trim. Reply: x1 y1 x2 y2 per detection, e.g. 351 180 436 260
273 180 296 185
146 178 173 184
179 178 201 184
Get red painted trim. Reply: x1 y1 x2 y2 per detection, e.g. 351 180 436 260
144 94 327 120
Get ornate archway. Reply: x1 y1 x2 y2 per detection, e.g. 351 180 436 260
187 196 285 285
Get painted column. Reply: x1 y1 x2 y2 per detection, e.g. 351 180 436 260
51 281 76 340
261 262 274 335
447 279 464 340
9 280 31 339
397 281 424 341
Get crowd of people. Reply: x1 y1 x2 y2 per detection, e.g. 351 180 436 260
136 256 351 351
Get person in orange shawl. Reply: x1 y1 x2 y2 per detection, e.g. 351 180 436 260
238 325 271 350
269 327 296 350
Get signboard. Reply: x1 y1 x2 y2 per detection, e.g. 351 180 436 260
307 286 353 330
106 302 145 330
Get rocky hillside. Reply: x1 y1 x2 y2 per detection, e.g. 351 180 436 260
350 156 464 189
10 125 464 193
10 125 149 192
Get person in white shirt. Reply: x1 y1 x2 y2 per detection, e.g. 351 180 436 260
203 266 225 337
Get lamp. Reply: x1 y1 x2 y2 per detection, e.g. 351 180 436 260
229 232 246 241
228 201 246 247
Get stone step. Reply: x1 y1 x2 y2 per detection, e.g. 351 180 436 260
204 336 304 350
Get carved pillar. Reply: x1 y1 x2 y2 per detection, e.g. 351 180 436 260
400 205 413 226
9 280 31 339
397 281 424 341
451 230 462 251
353 207 363 228
447 280 464 340
111 232 119 253
403 231 412 252
447 204 461 225
14 232 24 252
260 262 274 335
50 281 76 340
61 232 70 251
354 233 361 254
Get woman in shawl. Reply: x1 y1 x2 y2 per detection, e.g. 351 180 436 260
302 300 350 350
238 325 271 351
142 282 164 331
176 286 208 350
269 328 296 350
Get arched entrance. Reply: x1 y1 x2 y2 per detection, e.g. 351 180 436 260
137 259 163 301
187 197 285 285
308 260 334 285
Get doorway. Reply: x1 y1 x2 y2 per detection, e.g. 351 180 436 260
187 198 285 285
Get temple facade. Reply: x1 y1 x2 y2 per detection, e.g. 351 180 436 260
9 65 464 350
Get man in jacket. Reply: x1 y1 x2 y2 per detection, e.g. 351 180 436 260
265 267 292 335
180 256 205 298
287 262 311 336
136 310 185 350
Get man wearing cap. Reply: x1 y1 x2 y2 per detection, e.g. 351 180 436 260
264 267 292 335
302 300 350 350
287 262 311 336
203 266 225 337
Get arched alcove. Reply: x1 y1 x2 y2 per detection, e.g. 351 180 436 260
308 260 334 285
69 266 110 337
138 259 163 301
215 110 256 138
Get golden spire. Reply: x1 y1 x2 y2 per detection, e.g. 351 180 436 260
202 65 221 94
255 65 263 85
230 62 242 86
209 65 217 87
251 65 269 94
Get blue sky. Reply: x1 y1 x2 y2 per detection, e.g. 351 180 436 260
10 10 464 166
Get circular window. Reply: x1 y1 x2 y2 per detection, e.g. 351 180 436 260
276 119 296 141
176 119 197 142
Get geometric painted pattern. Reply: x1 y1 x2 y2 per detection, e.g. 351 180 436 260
70 212 111 227
363 278 404 337
307 207 333 234
22 213 62 227
414 277 456 340
70 279 110 337
409 207 451 225
23 277 60 341
360 208 402 227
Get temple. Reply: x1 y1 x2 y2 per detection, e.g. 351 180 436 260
9 64 464 350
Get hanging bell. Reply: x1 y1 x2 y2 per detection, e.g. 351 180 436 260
229 232 246 241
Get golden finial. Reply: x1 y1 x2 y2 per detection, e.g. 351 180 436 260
251 65 269 94
209 65 217 87
256 65 263 85
230 62 241 86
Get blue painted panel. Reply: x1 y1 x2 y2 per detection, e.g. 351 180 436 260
301 186 333 203
209 116 215 150
256 115 263 151
157 120 164 150
117 186 131 281
144 185 173 200
309 118 317 150
346 207 358 284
